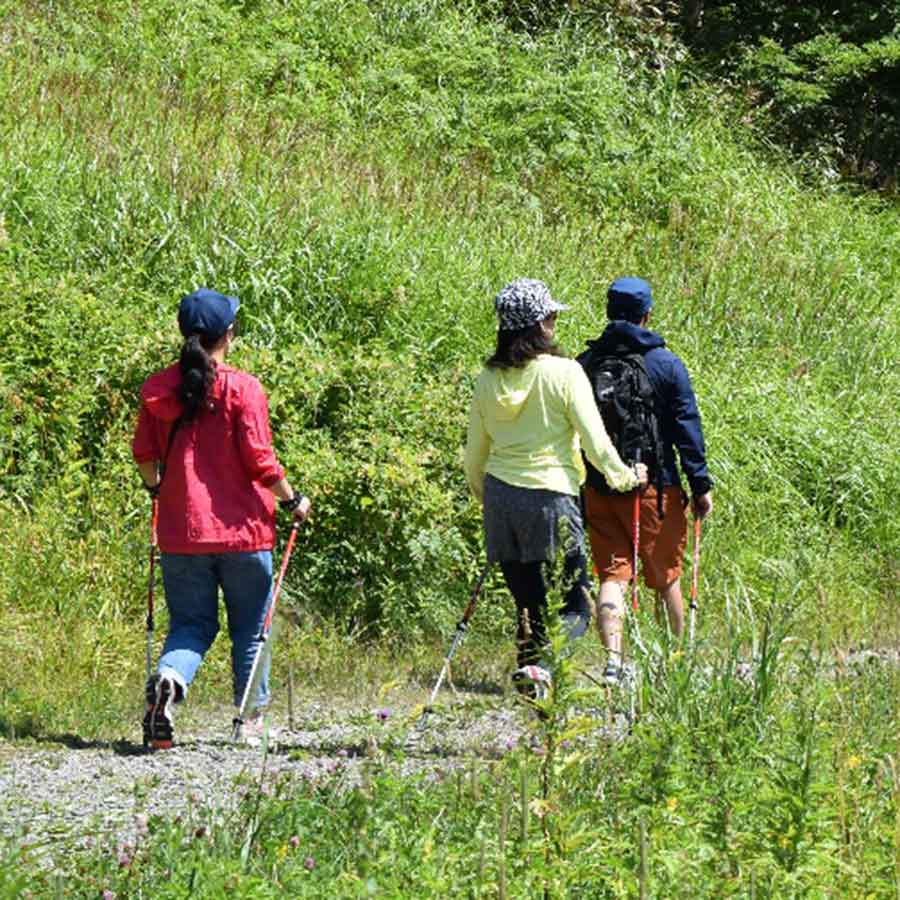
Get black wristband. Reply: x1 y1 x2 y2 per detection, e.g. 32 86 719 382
279 494 306 513
143 483 160 498
690 478 713 497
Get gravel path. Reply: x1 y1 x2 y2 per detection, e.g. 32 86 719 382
8 647 888 867
0 687 630 866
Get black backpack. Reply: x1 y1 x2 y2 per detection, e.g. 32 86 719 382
577 340 665 512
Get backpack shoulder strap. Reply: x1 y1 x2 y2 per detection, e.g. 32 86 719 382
619 351 666 517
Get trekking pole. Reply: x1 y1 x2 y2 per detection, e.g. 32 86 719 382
631 490 641 611
232 520 300 742
405 563 491 747
145 497 159 682
689 517 701 648
427 562 491 708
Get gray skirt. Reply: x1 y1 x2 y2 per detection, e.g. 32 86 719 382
482 474 586 564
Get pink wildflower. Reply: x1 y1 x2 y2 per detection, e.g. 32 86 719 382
116 845 132 869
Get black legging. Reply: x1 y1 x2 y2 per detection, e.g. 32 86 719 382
500 552 592 669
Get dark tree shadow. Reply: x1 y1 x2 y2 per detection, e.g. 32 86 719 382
3 732 148 757
432 677 505 697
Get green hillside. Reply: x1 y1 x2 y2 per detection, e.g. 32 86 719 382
3 2 900 897
1 0 898 740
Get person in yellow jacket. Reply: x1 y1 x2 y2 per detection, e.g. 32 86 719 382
465 278 647 693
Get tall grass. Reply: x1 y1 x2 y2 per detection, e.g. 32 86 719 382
0 0 898 739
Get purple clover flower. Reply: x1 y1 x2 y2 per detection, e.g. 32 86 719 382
116 844 132 869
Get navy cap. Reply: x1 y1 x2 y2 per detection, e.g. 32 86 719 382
178 288 240 340
607 276 653 321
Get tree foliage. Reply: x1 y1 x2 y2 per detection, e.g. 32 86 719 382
487 0 900 189
684 1 900 188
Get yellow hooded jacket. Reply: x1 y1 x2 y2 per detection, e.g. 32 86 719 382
464 354 638 501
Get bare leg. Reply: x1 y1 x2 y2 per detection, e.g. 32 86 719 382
596 580 627 664
656 578 685 638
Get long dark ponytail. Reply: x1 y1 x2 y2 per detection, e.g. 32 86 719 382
179 332 218 418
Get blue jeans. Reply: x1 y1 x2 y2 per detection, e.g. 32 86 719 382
158 551 273 709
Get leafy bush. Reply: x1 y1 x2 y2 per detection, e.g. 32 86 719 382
738 33 900 185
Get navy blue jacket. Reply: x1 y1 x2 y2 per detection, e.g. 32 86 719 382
580 321 713 496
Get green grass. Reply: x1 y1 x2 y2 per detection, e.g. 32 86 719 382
2 0 898 727
0 1 899 893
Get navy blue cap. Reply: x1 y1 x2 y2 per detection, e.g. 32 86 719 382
178 288 240 340
607 276 653 321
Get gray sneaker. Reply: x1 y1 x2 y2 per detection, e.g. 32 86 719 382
235 711 281 747
512 665 552 701
602 661 624 686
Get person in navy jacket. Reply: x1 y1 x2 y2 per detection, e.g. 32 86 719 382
581 277 713 682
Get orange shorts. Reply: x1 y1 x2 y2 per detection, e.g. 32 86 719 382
583 485 688 590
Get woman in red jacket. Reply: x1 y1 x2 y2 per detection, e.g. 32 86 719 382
133 288 310 749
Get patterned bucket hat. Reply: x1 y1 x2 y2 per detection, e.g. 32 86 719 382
494 278 570 331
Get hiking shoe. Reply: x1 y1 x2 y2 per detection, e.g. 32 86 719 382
512 665 552 701
602 661 624 686
233 711 279 747
143 675 176 751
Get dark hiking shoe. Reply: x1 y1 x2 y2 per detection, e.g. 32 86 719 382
512 665 552 701
143 675 176 750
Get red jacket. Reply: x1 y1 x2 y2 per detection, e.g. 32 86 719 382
132 363 285 554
